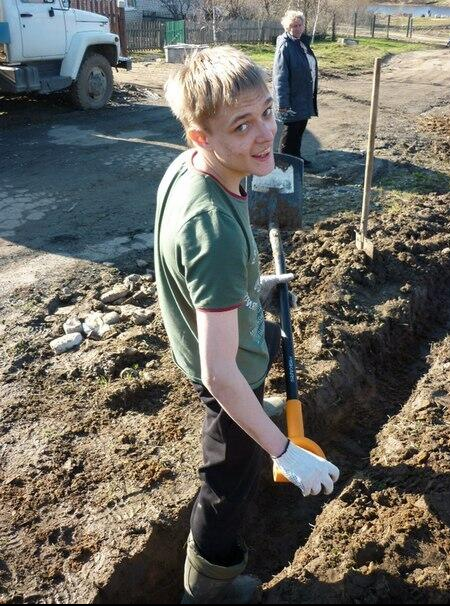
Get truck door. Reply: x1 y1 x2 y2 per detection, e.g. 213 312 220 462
16 0 66 58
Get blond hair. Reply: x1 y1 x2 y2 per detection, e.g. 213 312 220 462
281 10 305 31
165 46 267 139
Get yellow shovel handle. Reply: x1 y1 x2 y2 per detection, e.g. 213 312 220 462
286 398 305 441
273 398 325 483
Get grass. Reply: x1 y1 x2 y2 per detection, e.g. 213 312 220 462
97 375 111 388
373 188 417 214
413 16 450 26
131 37 440 71
20 298 40 314
378 169 450 195
13 339 28 355
372 167 450 214
235 37 437 72
314 37 436 72
384 15 450 27
130 49 164 62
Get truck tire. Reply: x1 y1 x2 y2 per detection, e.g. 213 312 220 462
70 52 113 110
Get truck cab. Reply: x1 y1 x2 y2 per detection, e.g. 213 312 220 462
0 0 131 109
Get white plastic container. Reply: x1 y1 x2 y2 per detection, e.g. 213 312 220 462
164 44 209 64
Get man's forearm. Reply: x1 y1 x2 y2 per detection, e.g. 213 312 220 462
203 365 287 458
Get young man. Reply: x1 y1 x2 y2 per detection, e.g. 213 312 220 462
154 46 339 604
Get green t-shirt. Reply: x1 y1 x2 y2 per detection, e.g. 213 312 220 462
154 150 269 388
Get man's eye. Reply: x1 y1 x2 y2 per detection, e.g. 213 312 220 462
263 107 273 117
236 123 248 132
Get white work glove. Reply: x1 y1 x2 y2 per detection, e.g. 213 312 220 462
273 441 340 497
259 273 297 313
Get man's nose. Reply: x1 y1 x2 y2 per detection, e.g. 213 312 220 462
256 119 276 143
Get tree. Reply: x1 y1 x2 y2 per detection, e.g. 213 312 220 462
192 0 370 27
223 0 254 19
197 0 260 20
158 0 197 20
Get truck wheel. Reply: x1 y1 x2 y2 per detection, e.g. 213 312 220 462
70 53 113 110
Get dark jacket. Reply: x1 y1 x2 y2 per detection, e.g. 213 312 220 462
272 32 318 122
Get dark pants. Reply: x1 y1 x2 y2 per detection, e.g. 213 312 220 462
190 321 281 566
280 119 309 159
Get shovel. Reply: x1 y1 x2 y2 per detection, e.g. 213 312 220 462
248 153 326 483
355 57 381 259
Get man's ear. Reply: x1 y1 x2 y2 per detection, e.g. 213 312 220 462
188 128 210 149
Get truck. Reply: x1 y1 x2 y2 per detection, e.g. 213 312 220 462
0 0 131 109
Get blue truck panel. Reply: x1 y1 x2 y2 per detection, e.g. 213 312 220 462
0 22 10 44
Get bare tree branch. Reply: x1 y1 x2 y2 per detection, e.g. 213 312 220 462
158 0 196 20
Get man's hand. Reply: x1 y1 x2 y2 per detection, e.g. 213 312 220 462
273 441 340 497
259 273 297 314
276 108 296 120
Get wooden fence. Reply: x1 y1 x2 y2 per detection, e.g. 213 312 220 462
127 20 165 51
125 18 283 50
185 19 282 45
336 11 450 42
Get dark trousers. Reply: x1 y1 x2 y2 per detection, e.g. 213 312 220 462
190 321 281 566
280 119 309 159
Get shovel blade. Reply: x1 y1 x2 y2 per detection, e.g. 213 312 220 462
355 230 374 259
248 153 304 229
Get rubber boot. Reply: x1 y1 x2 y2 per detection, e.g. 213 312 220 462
181 533 261 604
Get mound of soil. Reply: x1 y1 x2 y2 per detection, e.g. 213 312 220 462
417 114 450 163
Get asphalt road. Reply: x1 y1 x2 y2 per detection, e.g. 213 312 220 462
0 94 185 292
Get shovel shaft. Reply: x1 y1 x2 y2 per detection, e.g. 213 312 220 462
269 227 298 401
269 228 327 485
360 57 381 238
269 225 286 274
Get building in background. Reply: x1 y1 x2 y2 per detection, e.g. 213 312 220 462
124 0 172 23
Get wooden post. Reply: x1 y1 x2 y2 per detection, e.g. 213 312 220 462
212 4 217 44
409 17 413 38
118 6 128 56
371 15 376 38
353 11 357 39
406 15 411 38
387 15 390 39
332 12 336 42
159 21 165 49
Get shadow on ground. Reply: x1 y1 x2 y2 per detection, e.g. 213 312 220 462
0 97 448 274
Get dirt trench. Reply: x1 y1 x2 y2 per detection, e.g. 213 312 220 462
264 330 450 604
1 194 449 604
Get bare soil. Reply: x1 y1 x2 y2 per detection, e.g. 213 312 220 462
264 332 450 604
0 50 449 604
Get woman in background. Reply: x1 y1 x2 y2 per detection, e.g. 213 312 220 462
273 10 318 167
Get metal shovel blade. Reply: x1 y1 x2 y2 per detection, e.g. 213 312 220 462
355 230 374 259
247 152 304 229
